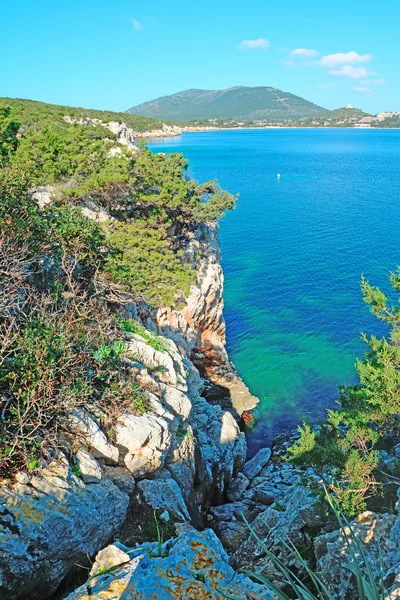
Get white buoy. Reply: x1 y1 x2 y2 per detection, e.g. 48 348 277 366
277 173 281 179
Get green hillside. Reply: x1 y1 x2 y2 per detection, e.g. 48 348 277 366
1 97 165 132
127 86 329 121
327 107 370 119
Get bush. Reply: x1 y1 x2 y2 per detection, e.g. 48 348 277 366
288 268 400 516
117 318 167 352
103 220 195 307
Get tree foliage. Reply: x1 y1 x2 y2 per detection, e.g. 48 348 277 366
289 269 400 516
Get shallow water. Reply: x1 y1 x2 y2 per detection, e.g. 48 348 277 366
149 128 400 451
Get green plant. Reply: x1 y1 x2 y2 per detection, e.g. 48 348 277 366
287 268 400 516
118 318 167 352
287 422 316 461
70 456 82 478
93 341 125 363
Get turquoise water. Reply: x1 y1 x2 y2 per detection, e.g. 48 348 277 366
149 129 400 451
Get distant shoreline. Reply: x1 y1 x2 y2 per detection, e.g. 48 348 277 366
145 125 400 140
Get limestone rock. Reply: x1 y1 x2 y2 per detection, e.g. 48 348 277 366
137 471 190 522
102 466 135 495
89 544 131 577
66 408 119 464
213 521 249 552
242 447 272 481
115 412 172 477
79 199 113 222
230 485 326 576
227 472 250 502
315 510 400 599
74 448 103 483
65 529 274 600
0 455 129 600
152 223 259 416
31 185 55 208
163 386 192 420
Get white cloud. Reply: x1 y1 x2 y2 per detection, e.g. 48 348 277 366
131 18 142 30
290 48 319 58
354 86 372 93
320 51 372 68
238 38 270 50
328 65 368 79
318 83 336 89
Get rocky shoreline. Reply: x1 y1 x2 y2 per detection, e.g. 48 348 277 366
2 120 400 600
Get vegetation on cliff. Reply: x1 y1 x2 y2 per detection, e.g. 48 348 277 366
0 98 236 475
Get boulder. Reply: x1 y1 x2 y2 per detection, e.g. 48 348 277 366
74 448 103 484
89 544 131 577
315 510 400 599
115 412 172 477
66 408 119 464
102 466 135 495
227 472 250 502
137 471 190 522
242 447 272 481
65 529 274 600
0 454 129 600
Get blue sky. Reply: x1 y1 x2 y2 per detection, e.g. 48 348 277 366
1 0 399 114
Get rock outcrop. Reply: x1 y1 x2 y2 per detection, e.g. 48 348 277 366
0 322 246 598
141 223 259 417
315 510 400 599
65 529 274 600
62 116 136 147
0 453 129 600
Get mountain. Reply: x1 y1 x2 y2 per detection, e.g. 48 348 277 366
127 86 329 121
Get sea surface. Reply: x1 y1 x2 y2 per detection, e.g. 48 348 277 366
149 129 400 452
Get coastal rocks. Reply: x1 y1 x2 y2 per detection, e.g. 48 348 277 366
151 223 259 416
65 529 274 600
191 395 246 505
62 116 136 148
227 472 250 502
136 471 191 522
115 412 172 477
136 123 184 139
207 459 306 554
0 454 129 600
230 485 326 576
66 408 119 464
314 510 400 599
242 447 272 480
105 121 136 146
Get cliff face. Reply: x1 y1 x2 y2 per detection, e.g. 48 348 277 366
0 322 247 599
142 223 259 417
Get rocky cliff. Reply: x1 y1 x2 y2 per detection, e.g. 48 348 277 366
0 215 257 599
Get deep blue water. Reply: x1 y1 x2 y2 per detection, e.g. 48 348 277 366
149 129 400 451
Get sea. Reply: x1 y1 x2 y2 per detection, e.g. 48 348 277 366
149 128 400 452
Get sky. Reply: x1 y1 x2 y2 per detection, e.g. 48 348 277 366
1 0 399 114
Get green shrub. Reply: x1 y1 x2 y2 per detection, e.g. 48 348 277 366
287 422 316 461
288 268 400 516
118 318 167 352
103 220 195 307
